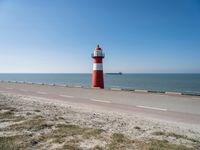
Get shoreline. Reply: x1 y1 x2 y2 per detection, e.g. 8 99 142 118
1 80 200 97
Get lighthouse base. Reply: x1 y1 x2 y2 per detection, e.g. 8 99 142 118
92 71 104 89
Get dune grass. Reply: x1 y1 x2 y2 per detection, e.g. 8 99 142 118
0 136 21 150
0 100 198 149
8 116 52 131
0 104 24 122
153 131 199 144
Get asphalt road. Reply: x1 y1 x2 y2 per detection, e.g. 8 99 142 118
0 82 200 125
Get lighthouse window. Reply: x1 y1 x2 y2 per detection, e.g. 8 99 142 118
93 51 104 57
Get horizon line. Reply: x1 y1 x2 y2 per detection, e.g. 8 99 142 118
0 73 200 74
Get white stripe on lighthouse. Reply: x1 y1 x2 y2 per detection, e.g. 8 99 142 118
93 63 103 71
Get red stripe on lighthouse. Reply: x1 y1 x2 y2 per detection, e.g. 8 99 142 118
92 70 104 88
94 58 102 63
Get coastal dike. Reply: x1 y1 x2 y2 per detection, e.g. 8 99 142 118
0 81 200 149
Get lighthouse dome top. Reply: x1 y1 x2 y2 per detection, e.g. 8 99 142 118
95 45 102 51
92 45 105 58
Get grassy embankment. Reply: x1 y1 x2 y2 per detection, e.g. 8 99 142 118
0 100 199 150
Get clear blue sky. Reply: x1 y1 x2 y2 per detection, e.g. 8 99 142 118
0 0 200 73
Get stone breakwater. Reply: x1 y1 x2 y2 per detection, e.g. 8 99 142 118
1 80 200 97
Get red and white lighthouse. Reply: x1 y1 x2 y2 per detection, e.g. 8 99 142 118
91 45 105 89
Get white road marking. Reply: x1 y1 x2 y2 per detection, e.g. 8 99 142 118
20 89 28 92
36 91 47 95
90 99 111 103
59 95 74 98
136 105 167 111
6 87 13 90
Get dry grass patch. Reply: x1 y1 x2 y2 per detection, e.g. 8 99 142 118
0 111 15 120
108 133 135 149
0 135 30 150
54 124 104 138
0 136 21 150
153 131 199 144
62 139 82 150
53 124 84 137
0 104 24 122
153 131 188 139
107 133 195 150
46 124 105 143
134 139 194 150
147 139 194 150
8 116 52 131
83 128 105 139
62 144 81 150
30 124 107 149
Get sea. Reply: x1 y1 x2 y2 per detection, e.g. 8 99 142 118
0 73 200 95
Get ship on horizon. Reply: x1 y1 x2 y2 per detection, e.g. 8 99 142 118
106 72 123 75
